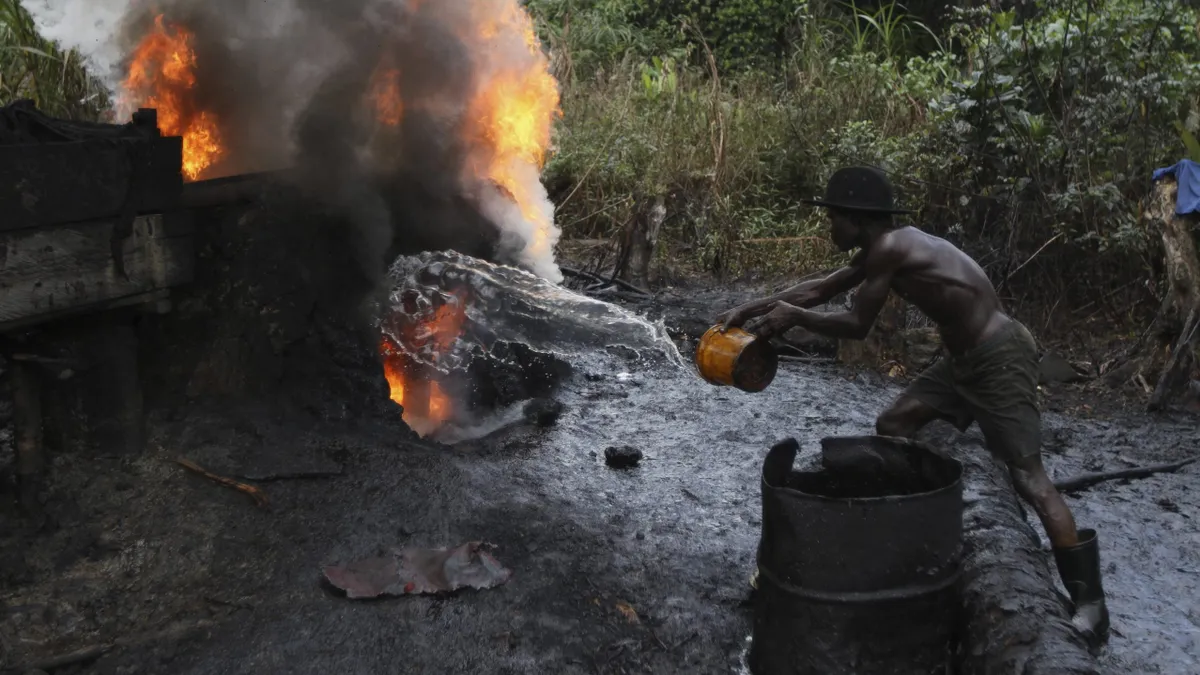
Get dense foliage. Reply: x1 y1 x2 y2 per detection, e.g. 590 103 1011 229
532 0 1200 327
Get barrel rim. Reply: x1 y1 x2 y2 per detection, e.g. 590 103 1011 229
762 435 964 504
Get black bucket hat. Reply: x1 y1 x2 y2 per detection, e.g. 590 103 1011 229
802 166 912 215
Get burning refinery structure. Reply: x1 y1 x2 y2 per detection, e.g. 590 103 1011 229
40 0 569 438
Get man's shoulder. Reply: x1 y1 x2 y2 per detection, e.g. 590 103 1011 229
863 228 917 266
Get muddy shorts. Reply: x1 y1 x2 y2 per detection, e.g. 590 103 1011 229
903 320 1041 464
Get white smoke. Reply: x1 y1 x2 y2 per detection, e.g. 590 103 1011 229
25 0 563 284
25 0 130 84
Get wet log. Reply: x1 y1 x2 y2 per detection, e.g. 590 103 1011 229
930 430 1098 674
0 213 194 332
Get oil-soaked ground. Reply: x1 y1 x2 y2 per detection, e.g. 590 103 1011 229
1 288 1197 674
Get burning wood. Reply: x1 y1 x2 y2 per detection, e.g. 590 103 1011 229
107 0 564 281
118 15 224 181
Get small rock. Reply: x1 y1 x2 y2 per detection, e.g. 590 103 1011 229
523 399 564 427
604 446 643 469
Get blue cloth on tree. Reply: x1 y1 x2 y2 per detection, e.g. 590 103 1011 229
1152 159 1200 215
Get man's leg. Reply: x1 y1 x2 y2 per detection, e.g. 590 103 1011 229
876 394 948 438
963 321 1108 646
1008 454 1078 548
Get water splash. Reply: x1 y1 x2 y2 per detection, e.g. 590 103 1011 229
382 250 685 370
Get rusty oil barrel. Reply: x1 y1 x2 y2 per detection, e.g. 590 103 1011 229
694 325 778 392
749 435 964 675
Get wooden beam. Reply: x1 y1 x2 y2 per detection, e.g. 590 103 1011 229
12 358 43 515
0 213 193 331
0 136 182 232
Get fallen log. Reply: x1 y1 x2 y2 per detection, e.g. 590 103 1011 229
1054 455 1200 494
924 429 1098 674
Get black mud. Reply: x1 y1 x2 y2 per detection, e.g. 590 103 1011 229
1 290 1197 674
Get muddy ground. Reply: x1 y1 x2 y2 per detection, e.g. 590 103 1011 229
1 285 1197 674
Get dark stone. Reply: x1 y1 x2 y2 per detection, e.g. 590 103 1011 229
604 445 643 469
523 399 564 427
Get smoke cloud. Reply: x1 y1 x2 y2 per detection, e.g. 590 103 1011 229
27 0 563 284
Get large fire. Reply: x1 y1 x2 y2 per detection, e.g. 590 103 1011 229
381 296 468 437
465 4 561 265
114 0 561 437
119 15 224 181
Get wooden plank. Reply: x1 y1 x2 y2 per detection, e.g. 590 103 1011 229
0 136 183 232
0 213 194 329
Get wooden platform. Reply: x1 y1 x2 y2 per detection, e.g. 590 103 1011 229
0 212 194 332
0 136 182 233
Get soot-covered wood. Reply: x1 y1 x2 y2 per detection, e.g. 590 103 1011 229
0 137 182 232
136 185 399 423
0 213 194 331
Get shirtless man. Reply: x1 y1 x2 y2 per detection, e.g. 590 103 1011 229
718 167 1109 645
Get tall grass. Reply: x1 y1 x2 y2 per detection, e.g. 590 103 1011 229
544 10 938 280
0 0 110 121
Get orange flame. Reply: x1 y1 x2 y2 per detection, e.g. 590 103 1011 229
465 2 561 263
120 15 224 181
380 296 467 437
369 66 403 127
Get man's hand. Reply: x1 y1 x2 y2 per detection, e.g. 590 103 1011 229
716 303 757 330
743 302 802 339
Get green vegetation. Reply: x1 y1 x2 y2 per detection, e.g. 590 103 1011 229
3 0 1197 325
0 0 109 121
535 0 1200 323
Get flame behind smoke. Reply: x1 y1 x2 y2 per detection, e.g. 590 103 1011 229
119 15 224 181
369 64 403 128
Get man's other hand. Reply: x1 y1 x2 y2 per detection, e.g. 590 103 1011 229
743 302 800 339
717 304 755 330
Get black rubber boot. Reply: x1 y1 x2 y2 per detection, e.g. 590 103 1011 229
1053 528 1110 647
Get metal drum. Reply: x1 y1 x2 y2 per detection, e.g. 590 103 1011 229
750 435 964 675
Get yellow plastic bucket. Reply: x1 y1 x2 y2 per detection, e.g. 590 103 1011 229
695 325 778 392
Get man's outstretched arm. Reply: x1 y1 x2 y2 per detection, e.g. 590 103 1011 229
742 248 897 339
788 267 893 339
716 252 868 328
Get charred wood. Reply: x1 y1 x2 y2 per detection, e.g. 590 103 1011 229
0 214 193 333
1054 455 1200 494
11 358 42 516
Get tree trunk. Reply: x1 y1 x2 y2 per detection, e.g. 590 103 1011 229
1125 178 1200 411
615 196 666 290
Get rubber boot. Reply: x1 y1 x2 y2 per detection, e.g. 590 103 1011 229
1053 528 1110 647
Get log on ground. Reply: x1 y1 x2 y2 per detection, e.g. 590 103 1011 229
924 428 1098 675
